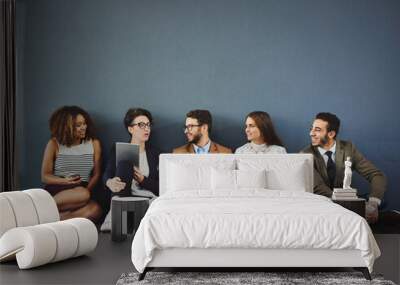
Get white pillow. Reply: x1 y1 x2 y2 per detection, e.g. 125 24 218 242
236 169 267 189
237 157 309 192
210 169 267 190
167 159 235 192
167 163 209 191
265 162 307 191
211 168 236 190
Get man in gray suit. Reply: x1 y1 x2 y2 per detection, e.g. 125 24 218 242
302 112 386 223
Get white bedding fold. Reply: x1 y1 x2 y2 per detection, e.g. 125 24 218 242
131 190 380 273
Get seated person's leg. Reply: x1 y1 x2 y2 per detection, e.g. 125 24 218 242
63 200 102 222
53 186 90 211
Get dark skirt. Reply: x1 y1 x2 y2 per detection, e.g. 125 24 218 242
44 182 89 196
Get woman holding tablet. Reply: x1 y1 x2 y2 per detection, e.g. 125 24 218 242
41 106 102 222
235 111 287 154
101 108 161 230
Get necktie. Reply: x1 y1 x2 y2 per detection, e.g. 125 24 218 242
325 151 336 188
197 147 205 154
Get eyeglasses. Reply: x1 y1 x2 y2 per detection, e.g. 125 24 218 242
131 122 152 129
183 124 202 132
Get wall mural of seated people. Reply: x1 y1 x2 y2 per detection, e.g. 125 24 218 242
235 111 287 154
41 106 102 222
301 112 387 224
173 109 232 154
101 108 161 231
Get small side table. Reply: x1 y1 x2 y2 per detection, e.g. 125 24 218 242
111 196 150 242
332 198 366 218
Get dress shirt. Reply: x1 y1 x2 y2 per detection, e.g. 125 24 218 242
318 142 336 166
193 140 211 154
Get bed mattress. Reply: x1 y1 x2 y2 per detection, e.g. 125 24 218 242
131 190 380 273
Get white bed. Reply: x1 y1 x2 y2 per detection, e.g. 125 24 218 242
131 154 380 280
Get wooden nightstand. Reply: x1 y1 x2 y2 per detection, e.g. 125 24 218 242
332 198 366 218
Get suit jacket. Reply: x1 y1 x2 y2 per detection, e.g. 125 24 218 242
301 140 386 200
103 143 161 196
172 141 232 154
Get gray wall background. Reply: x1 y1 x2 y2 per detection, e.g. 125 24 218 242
16 0 400 210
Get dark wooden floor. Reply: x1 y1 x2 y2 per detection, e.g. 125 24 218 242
1 211 398 284
0 233 357 285
0 233 134 285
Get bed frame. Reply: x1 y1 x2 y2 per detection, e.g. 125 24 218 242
139 248 370 280
137 154 372 280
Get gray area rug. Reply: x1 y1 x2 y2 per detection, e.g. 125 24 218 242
116 271 396 285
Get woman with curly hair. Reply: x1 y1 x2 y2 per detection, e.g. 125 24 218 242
41 106 102 222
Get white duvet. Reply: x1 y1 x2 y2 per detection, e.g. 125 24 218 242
131 190 380 273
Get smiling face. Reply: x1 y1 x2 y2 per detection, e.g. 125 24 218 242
128 115 151 143
73 114 87 140
245 116 264 143
184 117 204 144
309 119 335 148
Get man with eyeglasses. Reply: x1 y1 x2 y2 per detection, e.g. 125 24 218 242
173 109 232 154
301 112 386 223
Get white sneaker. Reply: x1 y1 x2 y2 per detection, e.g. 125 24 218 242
100 210 111 232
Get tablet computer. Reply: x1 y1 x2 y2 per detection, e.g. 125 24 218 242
115 142 140 168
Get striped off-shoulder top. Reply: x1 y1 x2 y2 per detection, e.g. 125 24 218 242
54 140 94 182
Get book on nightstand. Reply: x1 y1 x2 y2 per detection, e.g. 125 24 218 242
332 188 359 200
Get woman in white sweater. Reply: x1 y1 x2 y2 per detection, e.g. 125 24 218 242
235 111 287 154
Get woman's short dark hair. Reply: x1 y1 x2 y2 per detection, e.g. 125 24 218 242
315 112 340 138
246 111 284 147
186 109 212 133
124 108 153 131
49 106 96 147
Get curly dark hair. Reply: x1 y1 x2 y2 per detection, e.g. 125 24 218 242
246 111 284 147
49 106 96 147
